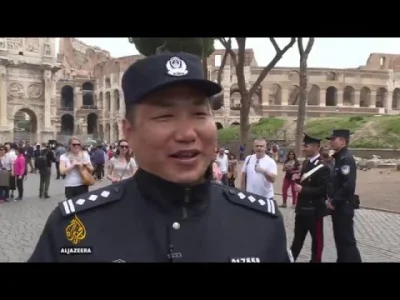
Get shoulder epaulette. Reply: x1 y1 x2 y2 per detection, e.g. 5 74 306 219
221 186 278 217
58 181 125 217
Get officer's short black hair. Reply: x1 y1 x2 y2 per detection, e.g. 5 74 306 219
122 52 222 125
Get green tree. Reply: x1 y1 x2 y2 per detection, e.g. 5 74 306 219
129 38 215 58
218 38 296 144
294 38 315 157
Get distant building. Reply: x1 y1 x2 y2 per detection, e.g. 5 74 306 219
0 38 399 142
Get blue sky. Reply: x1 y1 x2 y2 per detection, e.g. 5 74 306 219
65 38 400 69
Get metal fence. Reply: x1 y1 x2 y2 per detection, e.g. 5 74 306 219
218 129 287 144
351 136 400 149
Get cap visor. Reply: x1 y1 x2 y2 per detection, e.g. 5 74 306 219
137 78 222 103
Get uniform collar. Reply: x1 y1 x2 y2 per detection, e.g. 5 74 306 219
309 154 320 163
134 168 211 216
332 146 347 159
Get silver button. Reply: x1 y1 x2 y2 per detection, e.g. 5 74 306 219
172 222 180 230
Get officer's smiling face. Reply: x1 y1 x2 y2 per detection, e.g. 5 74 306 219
123 85 217 185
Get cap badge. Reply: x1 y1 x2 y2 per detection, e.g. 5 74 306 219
166 56 188 77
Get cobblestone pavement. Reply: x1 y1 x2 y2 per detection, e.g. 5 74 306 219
1 167 400 262
276 195 400 262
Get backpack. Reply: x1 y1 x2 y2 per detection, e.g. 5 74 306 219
35 151 47 170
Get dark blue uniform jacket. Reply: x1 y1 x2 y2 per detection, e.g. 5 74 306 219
28 169 292 263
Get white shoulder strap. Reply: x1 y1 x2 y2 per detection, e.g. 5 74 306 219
300 163 324 182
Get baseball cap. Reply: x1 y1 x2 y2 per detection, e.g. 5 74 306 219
122 52 222 108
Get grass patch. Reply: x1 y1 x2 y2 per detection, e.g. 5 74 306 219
305 115 371 139
218 118 286 143
376 116 400 135
351 116 400 149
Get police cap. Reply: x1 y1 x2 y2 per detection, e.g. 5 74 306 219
122 52 222 109
303 133 321 145
326 129 350 140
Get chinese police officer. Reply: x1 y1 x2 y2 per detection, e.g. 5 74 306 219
290 134 330 263
326 129 362 263
28 52 292 263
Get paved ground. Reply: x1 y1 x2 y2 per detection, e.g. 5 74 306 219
240 161 400 212
1 165 400 262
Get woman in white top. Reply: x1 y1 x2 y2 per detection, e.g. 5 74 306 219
0 145 12 202
60 137 94 199
107 139 137 183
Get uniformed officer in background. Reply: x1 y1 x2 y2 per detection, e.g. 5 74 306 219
290 134 330 262
326 129 362 263
28 51 291 262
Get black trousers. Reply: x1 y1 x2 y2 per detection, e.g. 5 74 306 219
331 204 362 263
94 164 104 180
290 213 324 262
16 177 23 198
65 185 89 199
39 168 51 196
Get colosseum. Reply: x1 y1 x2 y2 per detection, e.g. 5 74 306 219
0 37 400 143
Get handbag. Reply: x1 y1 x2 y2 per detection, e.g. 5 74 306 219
0 158 10 187
70 152 95 186
79 165 96 186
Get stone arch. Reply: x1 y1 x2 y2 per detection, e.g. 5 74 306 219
289 85 299 105
105 123 111 143
307 85 320 105
392 88 400 109
376 87 387 108
61 85 74 109
99 124 104 141
269 84 282 105
87 113 98 136
360 87 371 107
325 86 337 106
215 122 223 130
98 92 103 110
113 123 119 141
231 122 240 126
230 83 241 110
61 114 74 135
210 69 222 82
105 91 111 111
82 82 93 90
343 86 355 106
105 77 111 89
82 81 94 106
113 89 120 111
13 108 38 142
